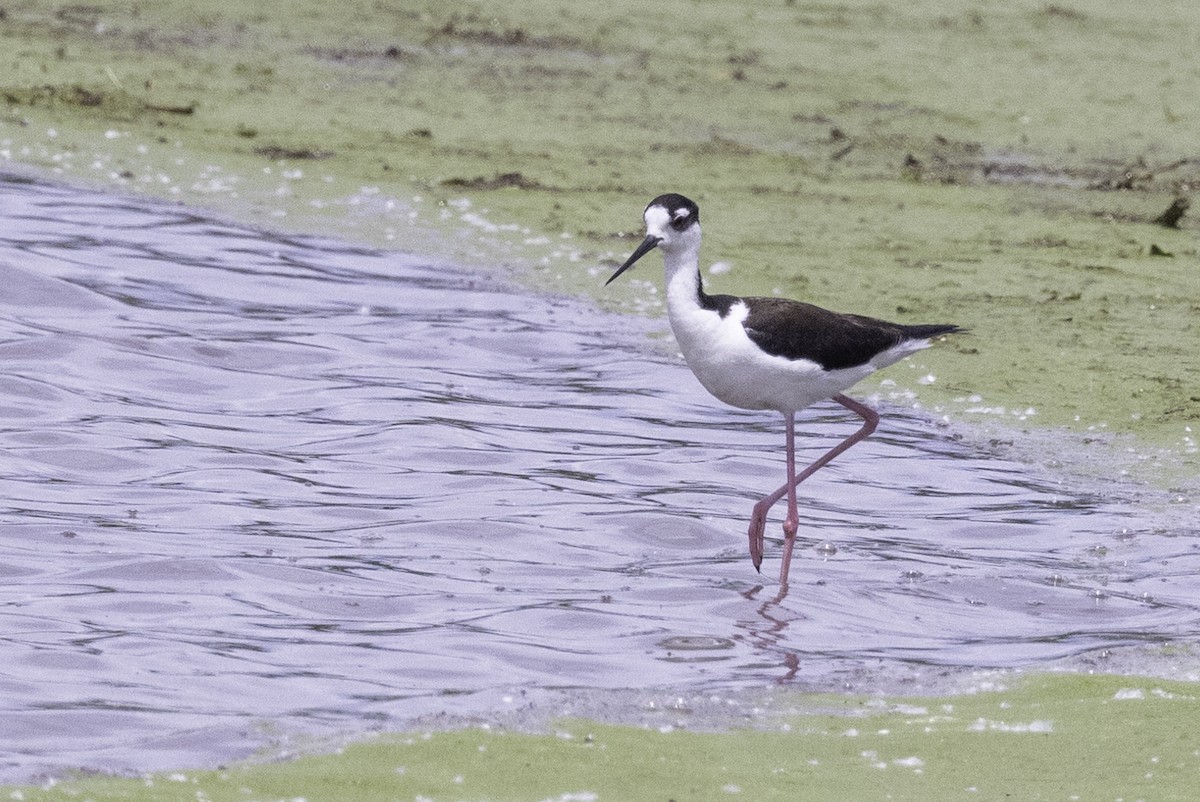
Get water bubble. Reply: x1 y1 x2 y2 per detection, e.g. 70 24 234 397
815 542 838 557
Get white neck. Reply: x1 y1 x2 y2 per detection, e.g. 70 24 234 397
662 232 705 317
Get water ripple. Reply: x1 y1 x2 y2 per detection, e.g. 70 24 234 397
0 172 1196 778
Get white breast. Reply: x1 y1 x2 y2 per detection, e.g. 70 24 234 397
667 300 880 413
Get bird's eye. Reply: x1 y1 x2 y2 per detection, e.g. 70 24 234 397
670 212 691 231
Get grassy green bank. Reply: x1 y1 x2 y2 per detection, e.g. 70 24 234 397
3 0 1198 489
5 673 1199 800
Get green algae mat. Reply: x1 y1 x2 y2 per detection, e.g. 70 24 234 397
6 674 1198 800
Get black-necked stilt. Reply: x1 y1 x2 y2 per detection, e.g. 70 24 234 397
606 193 961 587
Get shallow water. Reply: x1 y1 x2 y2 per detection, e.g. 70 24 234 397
1 172 1196 780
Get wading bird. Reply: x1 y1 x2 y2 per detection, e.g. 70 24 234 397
606 193 960 586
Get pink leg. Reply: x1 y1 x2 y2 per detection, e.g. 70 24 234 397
778 410 799 586
747 394 880 584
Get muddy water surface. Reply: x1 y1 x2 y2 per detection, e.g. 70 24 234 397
1 173 1196 780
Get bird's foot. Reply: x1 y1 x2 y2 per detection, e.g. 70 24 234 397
747 506 769 572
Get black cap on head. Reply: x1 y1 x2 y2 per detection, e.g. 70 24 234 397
647 193 699 232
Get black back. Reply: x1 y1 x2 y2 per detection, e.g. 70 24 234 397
705 292 959 371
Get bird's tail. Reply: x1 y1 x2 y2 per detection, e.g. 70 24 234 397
902 323 962 340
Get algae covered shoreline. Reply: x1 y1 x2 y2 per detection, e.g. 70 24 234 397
6 673 1200 801
2 0 1198 492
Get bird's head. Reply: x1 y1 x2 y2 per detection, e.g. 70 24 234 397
605 193 701 285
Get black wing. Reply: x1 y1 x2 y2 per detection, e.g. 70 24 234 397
736 296 958 371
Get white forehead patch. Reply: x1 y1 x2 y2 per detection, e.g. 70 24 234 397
643 204 673 233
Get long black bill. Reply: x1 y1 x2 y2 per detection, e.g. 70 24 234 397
604 235 661 286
